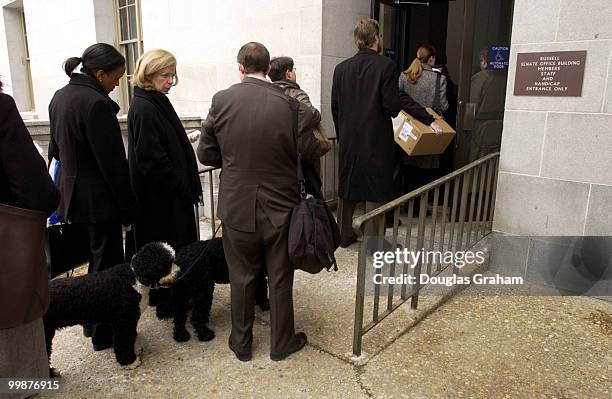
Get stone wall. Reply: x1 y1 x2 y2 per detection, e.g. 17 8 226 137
493 0 612 236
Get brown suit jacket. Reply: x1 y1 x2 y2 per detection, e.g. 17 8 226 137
197 77 321 232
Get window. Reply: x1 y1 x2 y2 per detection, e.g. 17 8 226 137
19 10 34 110
116 0 143 108
3 3 35 111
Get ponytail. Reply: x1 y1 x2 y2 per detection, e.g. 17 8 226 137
402 44 436 84
63 57 83 77
62 43 125 78
404 58 423 84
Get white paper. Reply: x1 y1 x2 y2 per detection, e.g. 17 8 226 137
399 122 414 142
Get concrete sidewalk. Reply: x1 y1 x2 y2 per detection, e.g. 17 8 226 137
38 221 612 398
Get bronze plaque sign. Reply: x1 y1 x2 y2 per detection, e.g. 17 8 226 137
514 50 587 96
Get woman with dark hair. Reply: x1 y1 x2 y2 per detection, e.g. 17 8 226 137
48 43 136 351
0 77 60 387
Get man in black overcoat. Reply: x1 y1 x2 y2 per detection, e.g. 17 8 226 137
332 18 402 246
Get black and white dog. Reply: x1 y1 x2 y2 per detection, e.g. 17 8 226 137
168 237 269 342
43 242 178 375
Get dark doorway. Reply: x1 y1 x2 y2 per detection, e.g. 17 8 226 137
373 0 515 169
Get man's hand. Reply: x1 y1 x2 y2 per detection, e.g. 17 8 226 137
187 130 201 143
320 136 332 156
430 121 443 135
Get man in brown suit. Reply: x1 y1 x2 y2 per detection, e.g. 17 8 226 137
197 42 324 361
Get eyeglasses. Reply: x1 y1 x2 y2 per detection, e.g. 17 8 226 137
157 72 176 82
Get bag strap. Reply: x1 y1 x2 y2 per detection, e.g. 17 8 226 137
289 97 307 200
433 72 441 113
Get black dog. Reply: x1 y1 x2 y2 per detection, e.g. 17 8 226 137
43 242 178 375
168 237 269 342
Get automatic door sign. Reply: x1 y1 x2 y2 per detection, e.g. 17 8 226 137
514 50 587 97
488 46 510 70
384 48 396 60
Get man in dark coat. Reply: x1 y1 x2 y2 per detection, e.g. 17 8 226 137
332 18 402 246
197 42 324 362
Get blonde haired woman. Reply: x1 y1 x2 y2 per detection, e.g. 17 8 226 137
127 49 202 318
399 45 449 211
399 44 449 115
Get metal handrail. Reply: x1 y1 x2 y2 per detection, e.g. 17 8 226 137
351 152 500 358
352 153 500 234
197 166 220 238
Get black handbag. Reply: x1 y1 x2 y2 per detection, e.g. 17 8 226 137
286 98 340 274
46 222 90 278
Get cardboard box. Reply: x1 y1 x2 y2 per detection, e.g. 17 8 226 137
393 109 456 156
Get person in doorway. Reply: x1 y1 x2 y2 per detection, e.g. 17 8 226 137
48 43 137 351
269 56 331 199
467 48 507 163
432 53 457 176
197 42 325 362
332 18 429 247
399 44 449 209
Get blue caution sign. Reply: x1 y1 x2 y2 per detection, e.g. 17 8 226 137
384 48 396 60
488 46 510 70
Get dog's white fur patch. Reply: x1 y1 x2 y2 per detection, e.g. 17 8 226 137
158 263 180 287
132 282 150 315
160 242 175 258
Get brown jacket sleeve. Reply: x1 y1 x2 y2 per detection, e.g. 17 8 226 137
197 97 222 168
296 100 321 162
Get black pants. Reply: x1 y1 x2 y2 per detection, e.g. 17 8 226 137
85 220 124 347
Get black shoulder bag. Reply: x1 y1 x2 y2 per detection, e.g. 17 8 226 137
286 98 340 273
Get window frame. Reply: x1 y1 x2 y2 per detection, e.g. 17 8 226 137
114 0 143 112
18 9 35 111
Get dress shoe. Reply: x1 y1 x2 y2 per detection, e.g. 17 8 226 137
228 338 252 362
270 332 308 361
340 235 357 248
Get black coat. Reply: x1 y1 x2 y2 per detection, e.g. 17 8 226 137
48 74 136 223
332 48 402 202
0 93 59 214
127 87 202 250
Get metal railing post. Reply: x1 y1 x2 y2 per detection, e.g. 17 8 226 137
350 153 500 358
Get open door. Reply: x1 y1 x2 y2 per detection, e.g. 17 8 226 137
372 0 514 169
